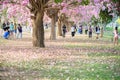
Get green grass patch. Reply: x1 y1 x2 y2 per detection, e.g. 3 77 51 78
64 44 99 48
113 45 120 50
1 28 120 80
63 43 113 50
2 58 120 80
63 44 82 48
88 52 120 57
105 27 114 31
103 31 113 41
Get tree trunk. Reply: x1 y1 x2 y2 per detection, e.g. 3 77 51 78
68 22 71 31
32 12 45 47
65 21 69 31
58 18 62 36
50 16 56 40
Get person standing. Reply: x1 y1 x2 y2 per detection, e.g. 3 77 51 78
62 25 67 37
96 26 100 39
9 22 14 39
74 24 77 33
78 25 81 34
0 22 6 37
2 22 6 31
80 25 83 34
88 26 92 38
95 26 98 33
17 24 22 39
71 25 76 37
113 27 119 46
14 23 17 38
6 21 10 30
85 26 88 35
45 24 48 29
78 25 82 34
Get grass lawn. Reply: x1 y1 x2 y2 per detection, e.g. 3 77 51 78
0 30 120 80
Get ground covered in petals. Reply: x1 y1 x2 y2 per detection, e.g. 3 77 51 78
0 30 120 80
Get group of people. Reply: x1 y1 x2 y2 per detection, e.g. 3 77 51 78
1 21 22 39
62 24 119 45
62 24 101 38
62 24 77 37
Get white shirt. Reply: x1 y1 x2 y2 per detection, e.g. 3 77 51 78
71 26 75 32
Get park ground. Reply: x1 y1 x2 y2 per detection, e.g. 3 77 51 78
0 28 120 80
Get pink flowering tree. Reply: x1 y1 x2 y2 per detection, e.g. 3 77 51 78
55 0 105 36
0 0 50 47
60 0 113 24
0 0 118 47
56 0 119 37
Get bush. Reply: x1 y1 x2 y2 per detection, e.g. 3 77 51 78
105 27 113 31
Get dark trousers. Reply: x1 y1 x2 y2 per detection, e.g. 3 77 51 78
85 30 88 34
71 32 75 37
89 32 92 38
63 31 66 37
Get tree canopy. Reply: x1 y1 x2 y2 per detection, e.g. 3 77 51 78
0 0 119 47
0 0 118 24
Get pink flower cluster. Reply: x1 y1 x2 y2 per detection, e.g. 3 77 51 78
0 0 114 24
